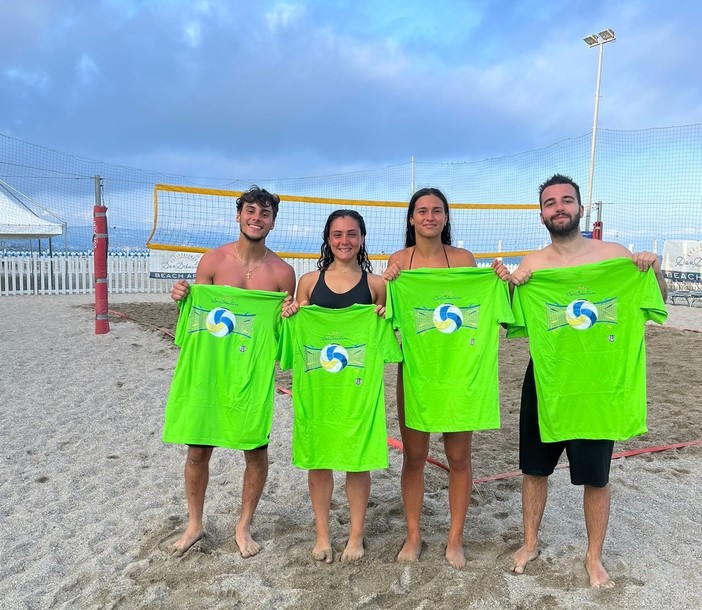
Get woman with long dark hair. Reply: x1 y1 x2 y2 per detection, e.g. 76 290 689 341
283 209 391 563
384 187 510 569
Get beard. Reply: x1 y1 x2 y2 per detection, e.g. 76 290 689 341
239 228 267 243
543 213 581 238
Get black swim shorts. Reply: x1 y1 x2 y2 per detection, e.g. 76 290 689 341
519 360 614 488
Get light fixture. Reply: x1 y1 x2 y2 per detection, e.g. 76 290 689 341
583 34 599 47
598 28 616 42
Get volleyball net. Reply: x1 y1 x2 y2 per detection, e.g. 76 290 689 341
1 125 702 264
148 183 541 261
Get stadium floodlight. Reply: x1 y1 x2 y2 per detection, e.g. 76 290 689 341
583 28 616 230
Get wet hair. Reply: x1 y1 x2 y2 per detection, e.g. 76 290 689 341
236 185 281 219
317 209 372 272
404 187 452 248
538 174 582 208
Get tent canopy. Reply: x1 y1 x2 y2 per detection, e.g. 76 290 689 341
0 191 63 238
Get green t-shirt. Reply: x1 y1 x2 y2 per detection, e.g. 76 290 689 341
386 268 514 432
278 304 403 471
163 284 285 450
508 257 668 442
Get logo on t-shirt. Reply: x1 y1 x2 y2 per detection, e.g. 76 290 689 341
566 299 598 330
188 306 255 339
433 304 463 334
206 307 237 337
545 298 617 331
303 343 366 373
320 344 349 373
413 303 480 335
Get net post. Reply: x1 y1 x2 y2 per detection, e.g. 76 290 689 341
93 175 109 334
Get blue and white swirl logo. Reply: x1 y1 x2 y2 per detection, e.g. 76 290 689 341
206 307 236 337
432 303 463 334
319 344 349 373
566 299 598 330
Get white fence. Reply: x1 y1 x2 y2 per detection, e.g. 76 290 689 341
0 253 360 297
0 253 513 297
0 253 173 296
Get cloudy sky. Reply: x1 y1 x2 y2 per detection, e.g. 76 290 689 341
1 0 700 181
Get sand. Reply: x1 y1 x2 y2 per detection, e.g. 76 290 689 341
1 293 701 609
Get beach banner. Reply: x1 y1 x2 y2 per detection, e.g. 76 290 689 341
662 240 702 282
149 250 202 279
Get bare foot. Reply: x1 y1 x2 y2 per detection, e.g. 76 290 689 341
341 536 364 562
396 537 422 562
511 544 539 575
445 541 466 569
235 524 261 558
586 556 615 588
169 526 203 558
312 542 334 564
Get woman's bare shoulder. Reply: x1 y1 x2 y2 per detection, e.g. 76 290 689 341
388 247 412 268
447 245 477 267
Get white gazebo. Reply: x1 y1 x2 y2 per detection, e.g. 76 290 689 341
0 182 64 252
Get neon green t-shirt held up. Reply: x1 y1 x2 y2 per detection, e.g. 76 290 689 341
163 284 285 450
278 304 402 471
508 258 667 442
386 267 514 433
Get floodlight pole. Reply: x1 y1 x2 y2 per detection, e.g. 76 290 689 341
584 29 615 230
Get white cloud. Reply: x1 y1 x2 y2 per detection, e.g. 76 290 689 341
265 3 304 30
193 0 214 16
76 54 99 85
182 20 203 47
2 0 702 181
4 67 48 90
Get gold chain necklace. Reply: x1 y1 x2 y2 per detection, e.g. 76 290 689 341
235 243 268 279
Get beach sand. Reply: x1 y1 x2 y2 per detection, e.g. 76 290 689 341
1 293 701 609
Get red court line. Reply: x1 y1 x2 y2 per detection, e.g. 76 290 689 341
387 437 450 471
474 469 527 484
471 440 702 485
612 439 702 458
